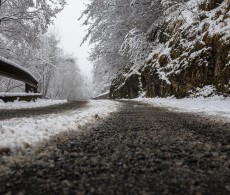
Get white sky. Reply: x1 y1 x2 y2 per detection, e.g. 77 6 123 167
53 0 92 78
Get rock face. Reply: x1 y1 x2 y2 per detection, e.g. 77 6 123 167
110 70 140 99
110 0 230 98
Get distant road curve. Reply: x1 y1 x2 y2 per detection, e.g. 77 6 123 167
0 101 88 120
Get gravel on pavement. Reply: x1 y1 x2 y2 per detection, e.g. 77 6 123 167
0 101 230 194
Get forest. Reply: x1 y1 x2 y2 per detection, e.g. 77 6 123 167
81 0 230 98
80 0 166 95
0 0 229 99
0 0 90 100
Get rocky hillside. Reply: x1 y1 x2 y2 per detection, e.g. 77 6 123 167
110 0 230 98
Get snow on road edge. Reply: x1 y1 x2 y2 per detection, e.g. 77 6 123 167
0 100 120 150
0 99 68 110
135 96 230 122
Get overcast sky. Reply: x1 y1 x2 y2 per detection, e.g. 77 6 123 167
53 0 92 77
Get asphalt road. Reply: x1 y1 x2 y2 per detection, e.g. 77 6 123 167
0 101 230 194
0 101 88 120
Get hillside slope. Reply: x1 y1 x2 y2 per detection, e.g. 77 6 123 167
110 0 230 98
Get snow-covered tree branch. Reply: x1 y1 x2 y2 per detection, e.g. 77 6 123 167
80 0 164 95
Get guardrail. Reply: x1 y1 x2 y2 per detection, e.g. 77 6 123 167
0 57 38 93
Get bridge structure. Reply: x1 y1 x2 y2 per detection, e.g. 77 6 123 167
0 56 41 102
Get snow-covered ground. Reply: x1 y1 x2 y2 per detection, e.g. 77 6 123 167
1 95 229 151
135 96 230 121
0 98 67 110
0 100 120 150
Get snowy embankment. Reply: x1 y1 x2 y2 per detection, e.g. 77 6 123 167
0 98 67 110
136 96 230 121
0 100 120 150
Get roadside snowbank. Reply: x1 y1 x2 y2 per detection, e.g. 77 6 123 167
135 96 230 121
0 99 67 110
0 100 120 150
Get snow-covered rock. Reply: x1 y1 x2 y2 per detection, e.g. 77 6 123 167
110 0 230 99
